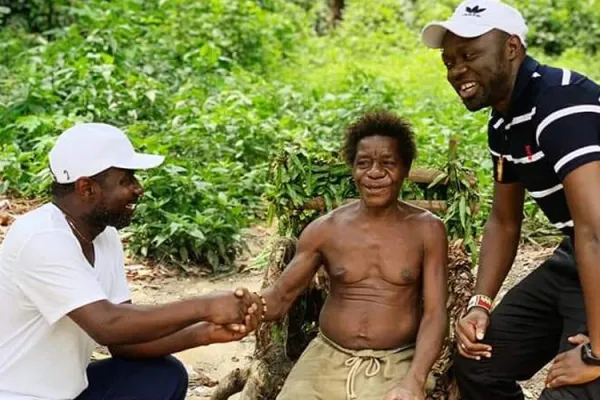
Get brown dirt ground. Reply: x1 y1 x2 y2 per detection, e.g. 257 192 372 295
0 197 556 399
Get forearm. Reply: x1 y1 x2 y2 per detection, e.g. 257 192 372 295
475 219 521 300
575 234 600 355
405 310 448 386
260 285 292 321
94 298 212 345
108 322 211 358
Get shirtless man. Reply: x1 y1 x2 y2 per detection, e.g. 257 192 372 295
251 111 449 400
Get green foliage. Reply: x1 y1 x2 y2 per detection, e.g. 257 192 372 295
3 0 600 271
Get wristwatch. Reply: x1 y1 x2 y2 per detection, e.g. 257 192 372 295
581 342 600 366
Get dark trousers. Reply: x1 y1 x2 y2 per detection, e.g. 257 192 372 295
75 355 188 400
454 238 600 399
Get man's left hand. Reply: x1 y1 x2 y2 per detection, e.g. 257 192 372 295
383 378 424 400
546 334 600 389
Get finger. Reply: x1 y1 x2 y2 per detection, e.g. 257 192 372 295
455 328 491 357
545 365 566 387
456 320 479 346
548 373 569 390
568 334 590 345
456 339 482 360
474 318 488 341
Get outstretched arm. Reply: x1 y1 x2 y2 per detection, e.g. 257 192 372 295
405 216 449 387
256 218 326 321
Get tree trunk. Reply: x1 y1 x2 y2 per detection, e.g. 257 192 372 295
328 0 345 27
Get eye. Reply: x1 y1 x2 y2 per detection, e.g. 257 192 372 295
464 52 477 61
443 59 454 69
356 159 370 168
383 161 396 168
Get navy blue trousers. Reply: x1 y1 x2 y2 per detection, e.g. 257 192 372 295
75 355 188 400
454 237 600 399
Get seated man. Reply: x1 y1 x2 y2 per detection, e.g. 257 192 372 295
0 123 257 400
251 111 449 400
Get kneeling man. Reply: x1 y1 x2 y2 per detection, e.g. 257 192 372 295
252 111 449 400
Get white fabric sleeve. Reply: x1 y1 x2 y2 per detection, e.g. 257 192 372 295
13 231 108 325
107 228 131 304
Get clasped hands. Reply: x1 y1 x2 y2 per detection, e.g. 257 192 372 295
204 287 263 343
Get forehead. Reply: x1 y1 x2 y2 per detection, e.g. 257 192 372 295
356 135 399 154
441 31 497 55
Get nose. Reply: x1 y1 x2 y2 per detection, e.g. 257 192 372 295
367 163 385 179
133 180 144 197
449 62 467 81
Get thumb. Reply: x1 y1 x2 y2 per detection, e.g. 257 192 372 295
568 333 590 345
475 317 488 341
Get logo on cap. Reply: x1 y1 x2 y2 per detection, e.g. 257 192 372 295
464 5 486 17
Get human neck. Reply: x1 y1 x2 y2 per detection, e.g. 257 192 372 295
358 200 399 220
52 198 105 243
492 55 526 116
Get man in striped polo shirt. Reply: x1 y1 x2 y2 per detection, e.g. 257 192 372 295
422 0 600 399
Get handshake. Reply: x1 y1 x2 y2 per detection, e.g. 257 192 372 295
200 288 267 344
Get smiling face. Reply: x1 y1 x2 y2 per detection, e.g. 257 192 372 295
441 30 513 112
352 135 407 208
84 168 144 230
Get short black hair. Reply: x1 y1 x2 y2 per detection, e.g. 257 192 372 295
50 169 112 199
343 111 416 168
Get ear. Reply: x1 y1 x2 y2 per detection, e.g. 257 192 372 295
505 35 522 61
74 177 99 201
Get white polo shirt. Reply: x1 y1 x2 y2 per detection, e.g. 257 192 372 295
0 203 131 400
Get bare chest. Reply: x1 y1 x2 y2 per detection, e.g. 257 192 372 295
322 227 423 285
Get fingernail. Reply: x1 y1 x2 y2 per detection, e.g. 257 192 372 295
486 353 491 358
476 356 481 361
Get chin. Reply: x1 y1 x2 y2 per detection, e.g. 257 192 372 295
362 196 394 208
463 99 488 112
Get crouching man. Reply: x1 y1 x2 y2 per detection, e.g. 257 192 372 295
0 123 258 400
251 111 449 400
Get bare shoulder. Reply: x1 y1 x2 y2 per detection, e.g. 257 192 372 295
399 200 447 238
298 201 357 243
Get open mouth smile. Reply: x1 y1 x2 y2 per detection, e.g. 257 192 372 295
458 81 478 99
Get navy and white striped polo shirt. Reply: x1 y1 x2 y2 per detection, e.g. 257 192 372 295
488 55 600 238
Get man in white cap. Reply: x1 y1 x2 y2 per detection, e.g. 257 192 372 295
0 123 259 400
421 0 600 399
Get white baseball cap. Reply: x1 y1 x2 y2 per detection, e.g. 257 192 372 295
421 0 528 49
49 123 165 184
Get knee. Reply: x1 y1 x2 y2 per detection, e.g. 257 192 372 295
452 352 484 382
159 355 189 389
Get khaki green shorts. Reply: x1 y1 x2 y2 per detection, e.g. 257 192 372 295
276 332 435 400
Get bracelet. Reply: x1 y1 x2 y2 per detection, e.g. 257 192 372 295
467 294 493 314
254 291 267 320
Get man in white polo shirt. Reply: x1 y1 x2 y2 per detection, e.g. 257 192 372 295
0 123 258 400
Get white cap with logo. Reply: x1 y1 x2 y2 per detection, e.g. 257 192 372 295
49 123 165 184
421 0 528 49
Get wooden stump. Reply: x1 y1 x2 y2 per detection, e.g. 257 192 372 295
212 237 474 400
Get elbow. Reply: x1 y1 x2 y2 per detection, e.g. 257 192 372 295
90 327 119 346
486 214 521 239
576 222 600 248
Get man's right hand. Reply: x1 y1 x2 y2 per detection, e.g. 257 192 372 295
204 288 257 326
455 308 492 360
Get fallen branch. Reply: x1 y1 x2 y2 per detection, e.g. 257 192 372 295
210 367 250 400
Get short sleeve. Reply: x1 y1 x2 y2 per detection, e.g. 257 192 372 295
535 85 600 181
13 231 108 324
106 228 131 304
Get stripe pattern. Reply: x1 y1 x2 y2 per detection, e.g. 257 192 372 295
488 57 600 238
